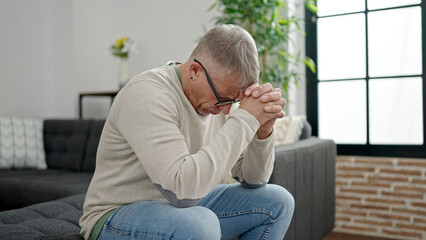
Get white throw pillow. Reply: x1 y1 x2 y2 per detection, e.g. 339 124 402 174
0 117 47 169
274 116 306 145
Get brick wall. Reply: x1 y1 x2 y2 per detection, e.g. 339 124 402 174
335 156 426 240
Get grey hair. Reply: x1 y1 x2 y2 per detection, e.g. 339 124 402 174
190 24 259 89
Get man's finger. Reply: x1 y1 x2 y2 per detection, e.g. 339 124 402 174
273 88 282 94
252 83 273 98
260 91 282 102
244 83 260 96
264 104 284 113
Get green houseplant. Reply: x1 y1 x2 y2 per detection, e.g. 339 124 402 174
209 0 317 96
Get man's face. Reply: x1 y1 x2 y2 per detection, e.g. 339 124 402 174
196 79 243 116
190 60 243 116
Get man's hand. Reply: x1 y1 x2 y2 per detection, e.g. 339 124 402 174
242 83 286 139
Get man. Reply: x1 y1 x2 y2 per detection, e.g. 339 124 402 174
80 24 294 240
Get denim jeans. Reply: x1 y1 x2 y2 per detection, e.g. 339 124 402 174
97 183 294 240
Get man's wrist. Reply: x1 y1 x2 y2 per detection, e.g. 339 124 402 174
257 128 273 139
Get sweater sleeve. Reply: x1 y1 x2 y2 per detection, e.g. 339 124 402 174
231 131 275 188
117 80 260 208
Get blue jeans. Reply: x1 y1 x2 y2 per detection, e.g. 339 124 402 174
97 183 294 240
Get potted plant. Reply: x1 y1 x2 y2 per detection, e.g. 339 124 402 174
110 37 136 88
209 0 317 97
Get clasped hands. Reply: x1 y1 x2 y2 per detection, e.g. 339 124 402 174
239 83 286 139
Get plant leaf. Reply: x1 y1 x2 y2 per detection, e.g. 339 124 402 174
305 3 318 13
207 1 219 12
303 57 316 73
279 19 291 26
278 50 291 58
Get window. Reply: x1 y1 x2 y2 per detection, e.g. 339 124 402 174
305 0 425 157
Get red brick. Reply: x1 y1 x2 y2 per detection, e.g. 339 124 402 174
370 213 410 221
340 188 377 195
368 175 409 182
337 156 353 163
393 207 426 216
350 204 389 211
336 180 349 186
336 216 351 222
340 224 377 232
396 223 426 231
336 195 362 201
414 217 426 224
339 209 367 217
379 168 422 176
412 178 426 184
365 197 405 205
411 201 426 208
351 181 391 188
337 173 365 179
394 185 426 193
338 166 376 172
354 219 393 227
355 157 394 165
382 229 423 239
382 191 423 199
397 158 426 167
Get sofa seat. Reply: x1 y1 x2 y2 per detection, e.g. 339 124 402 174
0 193 85 240
0 170 92 211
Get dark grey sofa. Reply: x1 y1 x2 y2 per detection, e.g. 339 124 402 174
272 137 336 240
0 119 336 240
0 194 85 240
0 120 103 211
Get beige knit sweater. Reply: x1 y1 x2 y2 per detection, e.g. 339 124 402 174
79 65 275 239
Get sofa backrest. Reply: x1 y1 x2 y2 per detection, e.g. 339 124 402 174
81 120 105 172
299 120 312 140
44 120 93 171
43 118 308 172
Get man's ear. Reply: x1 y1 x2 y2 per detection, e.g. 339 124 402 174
189 62 201 81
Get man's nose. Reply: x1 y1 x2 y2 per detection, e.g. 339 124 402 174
219 104 232 115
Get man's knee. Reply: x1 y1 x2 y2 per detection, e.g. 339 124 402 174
174 206 221 240
266 184 295 217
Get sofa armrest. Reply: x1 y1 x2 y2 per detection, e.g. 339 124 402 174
270 137 336 240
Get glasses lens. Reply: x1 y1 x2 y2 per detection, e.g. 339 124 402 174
215 100 240 107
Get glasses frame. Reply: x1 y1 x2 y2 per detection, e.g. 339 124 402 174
194 59 240 107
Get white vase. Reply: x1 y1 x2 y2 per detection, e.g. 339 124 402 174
119 58 130 88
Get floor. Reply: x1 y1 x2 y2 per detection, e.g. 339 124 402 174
322 232 396 240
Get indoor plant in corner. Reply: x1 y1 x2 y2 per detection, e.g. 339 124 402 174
209 0 317 97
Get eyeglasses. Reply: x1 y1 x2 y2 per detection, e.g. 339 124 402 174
194 59 240 107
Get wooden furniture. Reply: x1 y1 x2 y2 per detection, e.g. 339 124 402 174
79 91 119 119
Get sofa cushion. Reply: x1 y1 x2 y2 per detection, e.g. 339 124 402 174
44 120 92 171
274 116 307 145
0 117 46 169
81 120 105 172
0 194 85 240
0 169 92 211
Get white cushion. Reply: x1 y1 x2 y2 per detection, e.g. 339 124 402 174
0 117 47 169
274 116 306 145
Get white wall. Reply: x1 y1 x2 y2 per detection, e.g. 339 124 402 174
0 1 57 117
0 0 218 119
0 0 306 119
